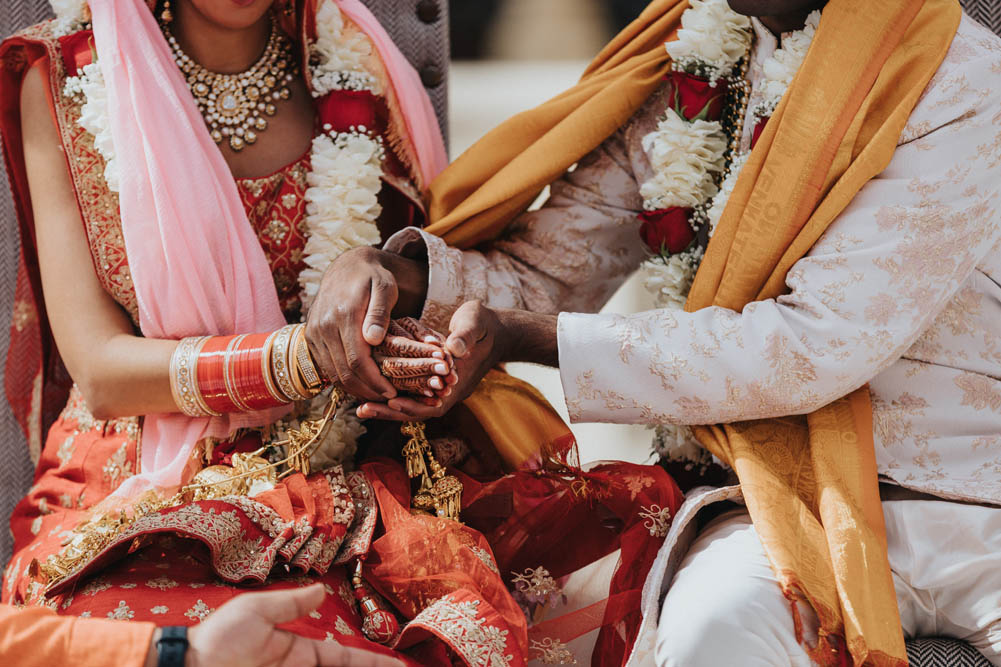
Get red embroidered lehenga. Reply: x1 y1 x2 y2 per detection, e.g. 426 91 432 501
0 6 683 666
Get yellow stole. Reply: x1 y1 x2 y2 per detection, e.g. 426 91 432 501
431 1 962 664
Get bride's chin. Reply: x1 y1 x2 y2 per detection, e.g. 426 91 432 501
186 0 276 31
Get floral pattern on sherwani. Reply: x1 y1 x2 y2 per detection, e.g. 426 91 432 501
386 13 1001 507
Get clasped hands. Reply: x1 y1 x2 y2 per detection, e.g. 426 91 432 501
304 247 513 421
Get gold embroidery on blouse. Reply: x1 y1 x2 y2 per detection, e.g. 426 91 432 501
531 638 578 665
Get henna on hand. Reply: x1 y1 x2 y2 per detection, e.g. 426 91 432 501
373 318 456 399
373 334 442 360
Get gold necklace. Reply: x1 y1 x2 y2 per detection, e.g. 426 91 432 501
166 20 298 152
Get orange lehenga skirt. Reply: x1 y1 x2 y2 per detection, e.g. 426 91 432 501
2 383 683 666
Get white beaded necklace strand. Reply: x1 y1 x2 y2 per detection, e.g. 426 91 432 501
165 18 298 151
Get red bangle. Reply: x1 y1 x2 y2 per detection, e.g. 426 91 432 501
198 335 237 414
232 333 282 410
194 332 293 414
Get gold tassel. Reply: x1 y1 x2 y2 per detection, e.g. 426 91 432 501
427 455 462 521
285 421 321 476
399 421 463 521
401 422 430 480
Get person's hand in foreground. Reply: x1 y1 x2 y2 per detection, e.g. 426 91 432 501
144 584 405 667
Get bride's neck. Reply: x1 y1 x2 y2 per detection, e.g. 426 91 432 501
170 3 271 74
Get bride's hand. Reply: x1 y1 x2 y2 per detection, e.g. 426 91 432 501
374 319 458 398
357 302 507 421
357 305 558 422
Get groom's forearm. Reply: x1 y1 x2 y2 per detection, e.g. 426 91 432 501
496 309 559 367
380 250 429 318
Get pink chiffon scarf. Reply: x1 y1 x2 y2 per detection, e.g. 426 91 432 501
86 0 447 499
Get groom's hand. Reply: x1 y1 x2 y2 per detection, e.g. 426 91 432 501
305 247 428 401
357 301 504 420
356 303 558 421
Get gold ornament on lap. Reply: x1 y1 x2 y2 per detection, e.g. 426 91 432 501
402 421 462 522
165 17 297 152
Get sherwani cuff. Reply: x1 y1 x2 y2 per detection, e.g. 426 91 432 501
383 227 465 331
558 311 631 423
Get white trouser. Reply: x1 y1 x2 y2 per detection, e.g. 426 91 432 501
655 500 1001 666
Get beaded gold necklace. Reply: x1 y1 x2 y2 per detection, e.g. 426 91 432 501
165 19 298 152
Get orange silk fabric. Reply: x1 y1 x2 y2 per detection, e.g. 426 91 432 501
0 604 154 667
426 1 962 664
688 2 959 664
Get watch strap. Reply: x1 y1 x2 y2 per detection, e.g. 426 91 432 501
156 626 189 667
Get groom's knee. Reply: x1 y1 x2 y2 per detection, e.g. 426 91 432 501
653 511 815 666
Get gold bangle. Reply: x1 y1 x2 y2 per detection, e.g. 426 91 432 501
272 324 309 401
170 336 220 417
222 334 252 412
292 323 323 391
170 336 203 416
190 336 222 416
286 324 318 399
260 329 287 404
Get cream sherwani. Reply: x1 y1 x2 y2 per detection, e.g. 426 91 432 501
387 12 1001 666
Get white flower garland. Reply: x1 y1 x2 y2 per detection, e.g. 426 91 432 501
642 3 819 466
310 1 382 96
641 247 703 311
298 0 387 312
639 110 727 211
61 0 389 463
65 63 121 192
705 150 748 235
299 128 385 310
753 10 821 121
637 0 748 314
665 0 752 82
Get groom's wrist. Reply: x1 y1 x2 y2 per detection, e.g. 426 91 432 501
381 250 428 318
496 309 559 367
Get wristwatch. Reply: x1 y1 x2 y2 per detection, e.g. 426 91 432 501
156 626 189 667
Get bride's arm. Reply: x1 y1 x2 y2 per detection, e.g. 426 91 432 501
22 66 449 420
22 64 181 420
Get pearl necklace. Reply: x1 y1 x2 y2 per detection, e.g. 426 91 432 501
166 20 298 152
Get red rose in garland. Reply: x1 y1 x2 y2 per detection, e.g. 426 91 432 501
639 207 696 255
665 71 729 122
316 89 387 136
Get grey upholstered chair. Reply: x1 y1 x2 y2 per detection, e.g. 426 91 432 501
0 2 999 667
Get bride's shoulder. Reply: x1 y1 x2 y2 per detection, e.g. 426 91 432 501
1 20 94 85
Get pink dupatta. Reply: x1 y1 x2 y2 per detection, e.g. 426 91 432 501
86 0 446 499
